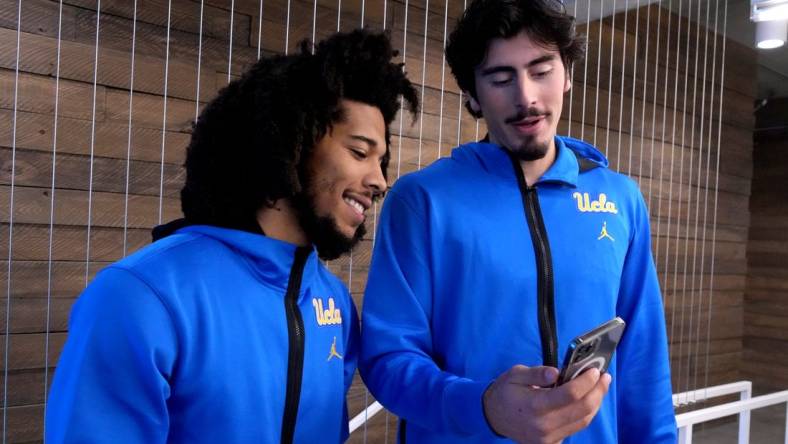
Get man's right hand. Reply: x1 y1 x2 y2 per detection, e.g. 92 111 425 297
482 365 611 444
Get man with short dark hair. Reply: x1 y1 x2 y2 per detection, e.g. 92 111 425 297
46 29 418 444
359 1 677 442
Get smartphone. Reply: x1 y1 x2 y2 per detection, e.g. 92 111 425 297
556 317 626 386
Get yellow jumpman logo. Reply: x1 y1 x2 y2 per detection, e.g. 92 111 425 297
327 336 343 361
597 221 615 242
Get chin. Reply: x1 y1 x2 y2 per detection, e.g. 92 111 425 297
510 141 549 161
312 220 366 261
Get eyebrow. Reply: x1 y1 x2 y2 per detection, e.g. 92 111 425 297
479 54 557 76
349 134 378 148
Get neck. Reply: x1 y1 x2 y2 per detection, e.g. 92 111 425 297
256 199 310 247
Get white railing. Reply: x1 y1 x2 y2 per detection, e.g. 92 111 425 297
350 381 788 443
349 400 384 434
674 380 753 443
674 381 788 444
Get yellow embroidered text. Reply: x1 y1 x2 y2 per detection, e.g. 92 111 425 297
312 297 343 326
573 192 618 214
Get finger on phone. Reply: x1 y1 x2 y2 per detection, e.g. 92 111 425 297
506 365 559 387
544 368 601 409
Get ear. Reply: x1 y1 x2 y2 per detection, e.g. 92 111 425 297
564 69 572 93
466 92 481 115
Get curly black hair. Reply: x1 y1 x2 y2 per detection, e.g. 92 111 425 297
181 29 419 229
445 0 586 118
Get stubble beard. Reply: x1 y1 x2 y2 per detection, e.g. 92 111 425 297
291 184 366 261
502 108 552 161
507 136 551 162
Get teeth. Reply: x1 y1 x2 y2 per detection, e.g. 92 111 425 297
344 197 365 215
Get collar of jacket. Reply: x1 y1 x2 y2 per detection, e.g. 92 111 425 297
177 224 319 293
454 135 608 187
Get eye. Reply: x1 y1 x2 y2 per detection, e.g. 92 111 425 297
533 69 552 79
491 75 512 86
349 147 367 159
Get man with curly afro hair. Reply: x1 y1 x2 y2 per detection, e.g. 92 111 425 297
46 29 418 444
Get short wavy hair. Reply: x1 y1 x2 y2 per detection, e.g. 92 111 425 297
445 0 586 117
181 29 419 229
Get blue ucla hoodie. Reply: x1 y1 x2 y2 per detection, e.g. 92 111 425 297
47 225 359 443
359 136 677 443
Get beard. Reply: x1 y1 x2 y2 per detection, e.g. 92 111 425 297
507 136 550 161
504 107 551 161
291 186 366 261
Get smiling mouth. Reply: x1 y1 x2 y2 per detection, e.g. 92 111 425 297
343 196 366 217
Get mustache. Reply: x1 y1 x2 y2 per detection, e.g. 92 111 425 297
505 108 548 124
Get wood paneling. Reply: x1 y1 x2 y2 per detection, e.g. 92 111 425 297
743 98 788 393
0 0 758 442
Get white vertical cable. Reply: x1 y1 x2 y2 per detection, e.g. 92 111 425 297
567 0 578 137
654 0 672 271
456 94 464 147
604 0 616 155
579 0 591 141
159 0 173 225
311 0 317 53
361 0 365 26
636 2 651 183
3 1 22 440
285 0 292 54
591 0 604 148
697 0 721 403
348 0 361 434
395 0 410 179
436 0 449 160
672 0 694 403
85 0 102 287
647 2 663 213
416 0 430 168
615 0 629 172
195 0 205 118
337 0 343 31
44 0 65 426
228 0 235 83
474 0 480 142
703 0 726 399
383 0 388 28
689 0 713 402
123 0 138 257
264 0 270 60
625 0 640 175
664 0 685 396
679 0 703 401
457 0 467 147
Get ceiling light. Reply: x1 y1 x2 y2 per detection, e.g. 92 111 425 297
756 19 787 48
752 0 788 22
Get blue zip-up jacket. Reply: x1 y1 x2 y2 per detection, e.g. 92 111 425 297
47 225 359 443
359 137 677 443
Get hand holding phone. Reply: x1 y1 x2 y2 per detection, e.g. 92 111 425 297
556 317 626 386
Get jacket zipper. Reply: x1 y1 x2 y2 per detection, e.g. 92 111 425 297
280 247 311 444
507 153 559 368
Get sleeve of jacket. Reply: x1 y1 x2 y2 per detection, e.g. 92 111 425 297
45 267 177 444
358 187 497 438
615 189 677 443
340 295 360 443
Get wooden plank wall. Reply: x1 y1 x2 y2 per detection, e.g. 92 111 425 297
0 0 756 442
743 98 788 393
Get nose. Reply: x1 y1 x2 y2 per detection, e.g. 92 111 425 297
515 76 536 108
364 161 387 198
